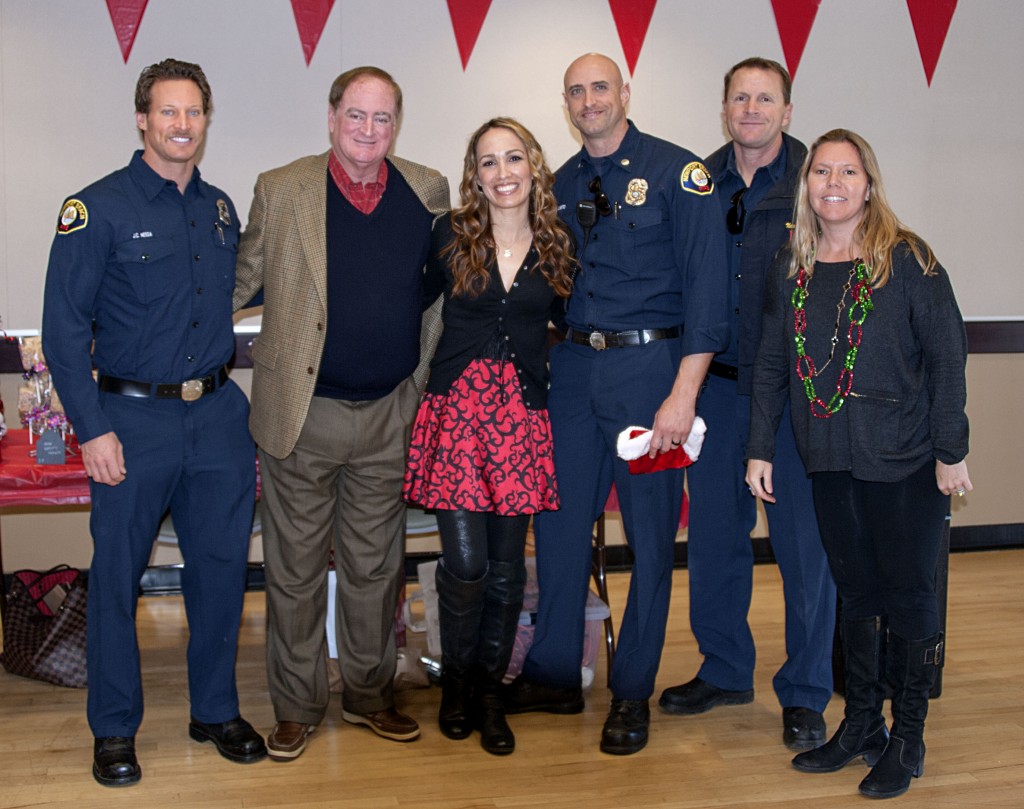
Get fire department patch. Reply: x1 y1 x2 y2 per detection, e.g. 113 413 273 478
57 199 88 234
680 162 713 196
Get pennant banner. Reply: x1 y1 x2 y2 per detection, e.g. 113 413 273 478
105 0 148 63
907 0 957 86
770 0 821 80
291 0 336 66
447 0 492 70
608 0 657 77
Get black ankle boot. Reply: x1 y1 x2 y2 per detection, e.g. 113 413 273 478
435 561 487 741
475 681 515 755
859 632 942 799
793 616 889 773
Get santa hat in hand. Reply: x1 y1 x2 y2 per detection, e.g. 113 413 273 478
616 416 707 474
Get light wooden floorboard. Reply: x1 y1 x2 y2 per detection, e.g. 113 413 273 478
2 549 1022 808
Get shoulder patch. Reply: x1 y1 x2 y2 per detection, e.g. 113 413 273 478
680 162 713 196
56 199 88 234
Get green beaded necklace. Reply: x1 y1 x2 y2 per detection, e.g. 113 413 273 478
791 259 874 418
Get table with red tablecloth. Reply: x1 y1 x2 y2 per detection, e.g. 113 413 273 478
0 429 89 509
0 429 89 618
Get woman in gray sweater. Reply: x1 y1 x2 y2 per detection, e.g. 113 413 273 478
746 129 971 800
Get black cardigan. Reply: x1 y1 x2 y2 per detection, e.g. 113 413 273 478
747 242 969 482
422 214 565 409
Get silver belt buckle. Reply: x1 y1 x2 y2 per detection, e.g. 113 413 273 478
588 331 607 351
180 379 204 401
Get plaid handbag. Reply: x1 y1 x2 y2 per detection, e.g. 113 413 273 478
1 565 88 688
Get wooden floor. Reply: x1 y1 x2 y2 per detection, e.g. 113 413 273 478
2 549 1022 809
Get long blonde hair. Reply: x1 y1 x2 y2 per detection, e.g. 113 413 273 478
446 117 574 298
789 128 936 287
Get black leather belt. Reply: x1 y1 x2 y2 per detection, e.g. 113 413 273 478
708 361 739 381
99 366 229 402
567 326 680 351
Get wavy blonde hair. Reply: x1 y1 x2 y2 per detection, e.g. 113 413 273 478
446 118 574 298
789 128 936 287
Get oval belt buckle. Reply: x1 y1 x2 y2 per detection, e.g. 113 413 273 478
589 331 607 351
180 379 204 401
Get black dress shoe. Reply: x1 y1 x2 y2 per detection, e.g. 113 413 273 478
502 675 584 715
782 706 826 750
93 736 141 787
189 716 268 763
658 676 753 715
600 699 650 755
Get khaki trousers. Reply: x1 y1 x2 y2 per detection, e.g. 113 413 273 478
260 377 418 721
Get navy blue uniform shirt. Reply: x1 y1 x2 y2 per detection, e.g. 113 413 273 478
712 140 788 367
42 150 239 442
554 122 729 358
706 133 806 393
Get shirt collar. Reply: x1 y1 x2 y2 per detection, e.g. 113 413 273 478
723 135 789 186
328 152 389 194
575 120 641 174
129 149 204 201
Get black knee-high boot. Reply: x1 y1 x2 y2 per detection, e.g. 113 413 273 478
474 558 526 755
859 631 942 799
793 615 889 773
436 560 487 740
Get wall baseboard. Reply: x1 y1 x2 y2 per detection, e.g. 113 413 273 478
6 526 1017 597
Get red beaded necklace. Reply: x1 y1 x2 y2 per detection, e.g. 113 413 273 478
791 259 874 418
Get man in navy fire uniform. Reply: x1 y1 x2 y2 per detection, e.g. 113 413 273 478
659 58 835 750
42 58 265 787
503 53 729 756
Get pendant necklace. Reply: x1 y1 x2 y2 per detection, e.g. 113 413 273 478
791 259 874 418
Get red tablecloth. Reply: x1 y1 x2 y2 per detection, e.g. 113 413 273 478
0 430 90 508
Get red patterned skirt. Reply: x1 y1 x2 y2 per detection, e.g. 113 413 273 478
404 359 558 515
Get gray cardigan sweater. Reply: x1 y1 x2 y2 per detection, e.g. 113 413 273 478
747 242 969 482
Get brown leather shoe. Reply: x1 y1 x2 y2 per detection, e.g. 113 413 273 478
342 707 420 742
266 722 315 761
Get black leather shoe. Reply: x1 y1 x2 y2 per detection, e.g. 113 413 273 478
600 699 650 755
782 707 827 750
477 692 515 755
658 677 753 715
189 716 267 763
502 675 584 715
92 736 141 787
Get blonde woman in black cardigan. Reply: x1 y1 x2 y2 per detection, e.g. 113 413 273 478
746 129 970 800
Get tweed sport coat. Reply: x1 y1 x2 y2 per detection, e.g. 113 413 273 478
233 151 451 459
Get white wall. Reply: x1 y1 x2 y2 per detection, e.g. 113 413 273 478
1 0 1021 330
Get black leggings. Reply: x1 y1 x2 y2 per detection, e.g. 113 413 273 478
812 462 948 639
435 509 530 581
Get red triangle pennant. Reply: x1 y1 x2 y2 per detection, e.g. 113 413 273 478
907 0 957 86
608 0 657 77
291 0 336 66
770 0 821 80
447 0 493 71
105 0 149 63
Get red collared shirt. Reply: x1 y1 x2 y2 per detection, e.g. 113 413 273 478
328 152 388 214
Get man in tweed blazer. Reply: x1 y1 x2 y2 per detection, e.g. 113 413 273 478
233 66 449 759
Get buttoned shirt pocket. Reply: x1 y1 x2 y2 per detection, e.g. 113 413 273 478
116 237 177 303
609 206 667 261
612 206 663 235
210 224 239 291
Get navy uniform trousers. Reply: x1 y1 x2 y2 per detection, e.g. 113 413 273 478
525 338 686 701
86 381 255 738
686 374 835 711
